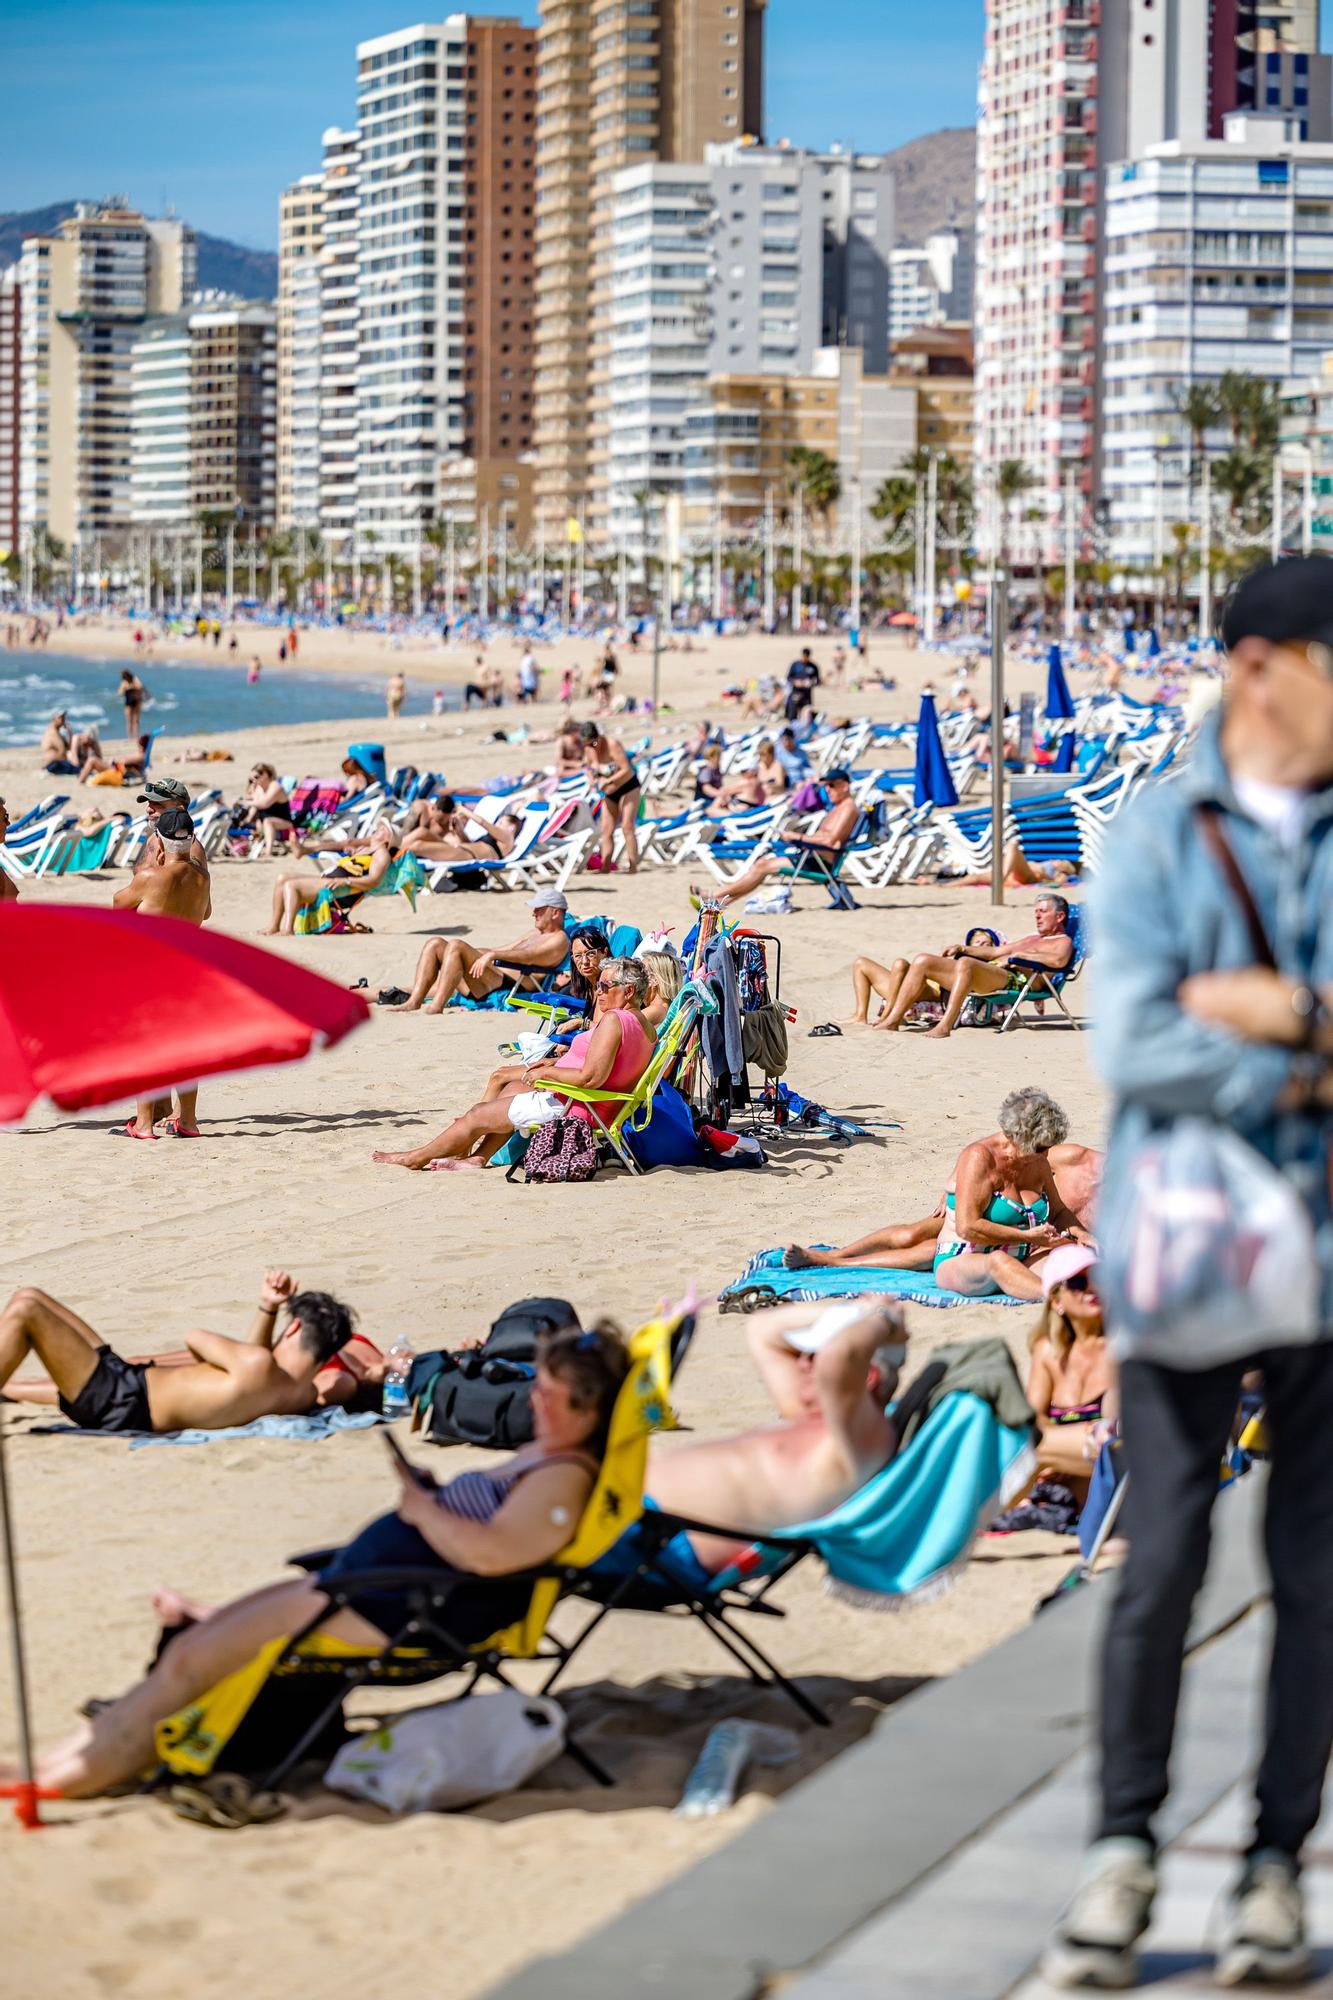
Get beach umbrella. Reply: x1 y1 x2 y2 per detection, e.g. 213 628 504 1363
1045 643 1076 722
913 691 958 809
0 906 369 1823
889 610 917 627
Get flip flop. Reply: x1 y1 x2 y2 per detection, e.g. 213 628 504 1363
808 1022 842 1037
167 1773 285 1830
112 1120 155 1140
161 1119 201 1138
376 987 412 1007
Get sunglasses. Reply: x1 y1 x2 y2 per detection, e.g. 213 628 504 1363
1062 1271 1097 1294
596 977 628 992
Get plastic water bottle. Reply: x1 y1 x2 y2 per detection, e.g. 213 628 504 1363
674 1720 799 1818
382 1335 414 1418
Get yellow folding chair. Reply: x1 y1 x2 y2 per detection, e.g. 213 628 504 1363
547 986 708 1174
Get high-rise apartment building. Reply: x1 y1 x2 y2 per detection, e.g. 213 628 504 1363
605 141 892 544
277 174 325 528
0 268 19 555
318 126 361 544
14 199 196 548
533 0 768 536
351 16 536 553
1102 114 1333 559
976 0 1327 565
889 232 974 344
130 303 277 530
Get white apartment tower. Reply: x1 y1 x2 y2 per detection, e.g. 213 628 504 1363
277 174 325 529
976 0 1329 566
319 126 361 546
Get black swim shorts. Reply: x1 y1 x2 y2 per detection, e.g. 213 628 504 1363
59 1346 153 1433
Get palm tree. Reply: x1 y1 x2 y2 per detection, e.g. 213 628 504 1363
786 446 841 526
1213 448 1267 535
995 458 1037 564
870 475 916 535
1168 521 1194 634
1173 384 1222 484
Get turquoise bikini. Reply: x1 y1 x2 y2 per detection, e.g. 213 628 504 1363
933 1188 1049 1277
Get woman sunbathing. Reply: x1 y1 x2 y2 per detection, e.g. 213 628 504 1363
786 1086 1092 1301
234 764 295 857
400 804 523 867
262 822 402 936
373 955 654 1170
991 1245 1116 1532
4 1324 629 1800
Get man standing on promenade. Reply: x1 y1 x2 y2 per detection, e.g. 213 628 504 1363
113 806 212 1140
1045 558 1333 1989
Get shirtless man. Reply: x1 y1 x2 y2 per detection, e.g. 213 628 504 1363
871 894 1075 1040
135 776 209 872
113 806 212 1138
0 797 17 903
40 711 75 773
0 1270 355 1435
692 768 861 910
786 1140 1103 1273
647 1300 904 1574
385 886 574 1012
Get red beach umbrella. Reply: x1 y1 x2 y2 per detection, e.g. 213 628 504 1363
0 904 369 1122
0 903 369 1825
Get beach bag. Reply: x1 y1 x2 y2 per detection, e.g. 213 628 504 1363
325 1692 565 1813
523 1118 600 1183
1099 807 1322 1368
407 1295 579 1449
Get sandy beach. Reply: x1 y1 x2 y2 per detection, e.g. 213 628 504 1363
0 629 1108 2000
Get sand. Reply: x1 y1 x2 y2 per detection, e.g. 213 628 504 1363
0 629 1107 2000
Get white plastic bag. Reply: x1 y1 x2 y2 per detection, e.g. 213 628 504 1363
324 1691 565 1813
1100 1117 1321 1368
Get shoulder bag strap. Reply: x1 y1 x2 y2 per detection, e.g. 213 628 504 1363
1193 804 1278 971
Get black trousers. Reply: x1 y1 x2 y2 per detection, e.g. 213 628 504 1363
1100 1343 1333 1859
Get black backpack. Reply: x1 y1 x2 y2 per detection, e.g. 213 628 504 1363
405 1296 580 1449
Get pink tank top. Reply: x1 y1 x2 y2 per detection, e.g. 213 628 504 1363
553 1007 654 1121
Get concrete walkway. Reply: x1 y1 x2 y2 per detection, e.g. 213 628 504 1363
487 1475 1286 2000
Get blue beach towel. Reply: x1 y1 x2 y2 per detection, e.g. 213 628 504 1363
721 1246 1026 1310
32 1410 387 1447
769 1392 1035 1606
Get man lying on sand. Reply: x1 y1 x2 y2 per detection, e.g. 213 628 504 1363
848 893 1074 1040
645 1299 905 1575
384 886 574 1013
0 1270 355 1433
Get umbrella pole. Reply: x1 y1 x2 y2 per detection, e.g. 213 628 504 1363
0 1409 42 1827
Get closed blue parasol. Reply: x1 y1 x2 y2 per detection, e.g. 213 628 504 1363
913 691 958 808
1045 643 1076 721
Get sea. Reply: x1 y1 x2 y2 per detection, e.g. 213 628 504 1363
0 652 444 751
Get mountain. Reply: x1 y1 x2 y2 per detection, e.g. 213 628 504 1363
0 203 277 299
882 128 976 246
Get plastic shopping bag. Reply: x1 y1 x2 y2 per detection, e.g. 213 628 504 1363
324 1691 566 1813
1099 1117 1320 1369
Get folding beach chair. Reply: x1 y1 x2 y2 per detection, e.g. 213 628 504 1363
152 1312 692 1800
548 1379 1035 1729
531 984 711 1174
968 903 1087 1033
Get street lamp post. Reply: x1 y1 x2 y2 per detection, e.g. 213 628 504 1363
1064 465 1078 643
923 454 939 645
1271 454 1284 565
850 477 863 641
990 559 1009 907
763 485 776 629
791 486 804 633
1199 452 1213 641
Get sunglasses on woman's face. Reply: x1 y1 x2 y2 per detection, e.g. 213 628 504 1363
1062 1272 1096 1294
596 978 628 993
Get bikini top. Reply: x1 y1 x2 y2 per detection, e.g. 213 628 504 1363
946 1189 1050 1229
433 1449 597 1526
1048 1395 1105 1426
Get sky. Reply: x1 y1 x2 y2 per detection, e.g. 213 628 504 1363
0 0 984 249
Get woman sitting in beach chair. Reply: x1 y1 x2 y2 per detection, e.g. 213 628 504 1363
3 1323 632 1801
991 1246 1116 1534
261 823 420 937
373 955 655 1171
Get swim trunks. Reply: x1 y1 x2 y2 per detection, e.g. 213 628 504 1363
59 1345 153 1433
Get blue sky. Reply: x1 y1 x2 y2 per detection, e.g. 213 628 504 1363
1 0 984 248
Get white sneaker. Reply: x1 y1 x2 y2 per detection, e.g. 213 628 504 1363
1042 1839 1157 1990
1215 1852 1312 1988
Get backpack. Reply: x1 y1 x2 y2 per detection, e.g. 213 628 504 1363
522 1117 601 1183
407 1296 580 1449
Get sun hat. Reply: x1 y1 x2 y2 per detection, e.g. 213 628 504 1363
530 888 568 911
138 776 191 806
1039 1243 1098 1296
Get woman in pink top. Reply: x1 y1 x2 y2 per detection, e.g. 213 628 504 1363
373 957 656 1171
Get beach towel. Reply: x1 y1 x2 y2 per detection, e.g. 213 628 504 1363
29 1410 386 1447
51 822 119 874
771 1391 1035 1608
294 853 425 935
720 1246 1026 1310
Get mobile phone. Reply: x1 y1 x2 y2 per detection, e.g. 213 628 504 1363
383 1428 434 1490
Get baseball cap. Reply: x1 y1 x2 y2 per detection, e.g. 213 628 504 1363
138 776 191 806
155 807 195 842
531 887 568 912
825 766 852 785
1039 1244 1098 1296
1219 556 1333 654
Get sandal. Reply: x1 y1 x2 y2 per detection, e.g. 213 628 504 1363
718 1283 780 1316
161 1119 201 1138
808 1022 842 1038
112 1120 155 1140
376 987 411 1007
167 1773 285 1830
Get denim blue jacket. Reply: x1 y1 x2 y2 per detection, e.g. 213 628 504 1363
1091 708 1333 1323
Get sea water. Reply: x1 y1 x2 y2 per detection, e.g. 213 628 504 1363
0 652 451 751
